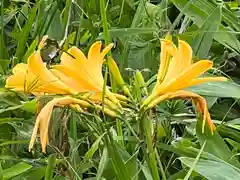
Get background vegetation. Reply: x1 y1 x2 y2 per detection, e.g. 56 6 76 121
1 0 240 179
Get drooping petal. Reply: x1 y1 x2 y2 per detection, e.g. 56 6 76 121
147 90 215 134
29 96 92 152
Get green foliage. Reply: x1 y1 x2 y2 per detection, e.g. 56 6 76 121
1 0 240 179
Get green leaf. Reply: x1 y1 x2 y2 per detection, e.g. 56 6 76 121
192 6 221 58
0 140 29 146
0 118 24 124
172 0 240 53
0 10 17 29
15 6 37 63
96 147 108 180
22 166 46 180
140 163 153 180
98 28 157 39
22 39 39 63
0 33 8 58
84 133 105 161
3 162 32 179
121 0 148 71
196 119 240 168
0 32 9 73
47 9 64 40
179 157 240 180
21 99 37 113
188 81 240 98
44 154 57 180
183 141 206 180
108 142 131 180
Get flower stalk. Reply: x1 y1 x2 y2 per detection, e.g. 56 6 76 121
139 112 160 179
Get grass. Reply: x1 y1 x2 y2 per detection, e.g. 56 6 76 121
1 0 240 179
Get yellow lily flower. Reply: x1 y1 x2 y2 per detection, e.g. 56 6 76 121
51 41 121 107
6 40 122 106
6 40 125 153
142 39 227 133
5 51 74 95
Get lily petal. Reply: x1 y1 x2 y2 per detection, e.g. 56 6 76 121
61 46 87 68
61 47 104 89
159 60 213 94
147 90 215 134
29 96 92 152
187 77 227 87
12 63 28 74
100 43 114 60
51 65 98 92
156 40 175 84
28 51 72 94
87 41 102 62
179 40 193 68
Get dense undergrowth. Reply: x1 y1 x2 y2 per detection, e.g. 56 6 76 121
1 0 240 179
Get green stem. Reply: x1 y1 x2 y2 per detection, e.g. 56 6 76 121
100 0 110 44
155 149 167 180
100 0 110 112
116 118 124 146
1 0 3 35
100 0 117 94
0 161 3 180
69 112 77 141
140 112 160 180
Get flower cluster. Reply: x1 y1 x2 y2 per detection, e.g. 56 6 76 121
5 35 227 152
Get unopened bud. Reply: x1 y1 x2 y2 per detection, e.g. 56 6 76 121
107 57 131 97
135 70 148 95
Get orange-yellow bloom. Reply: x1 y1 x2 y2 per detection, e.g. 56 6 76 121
6 41 124 108
6 40 125 152
5 51 73 95
51 41 121 107
142 38 227 133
